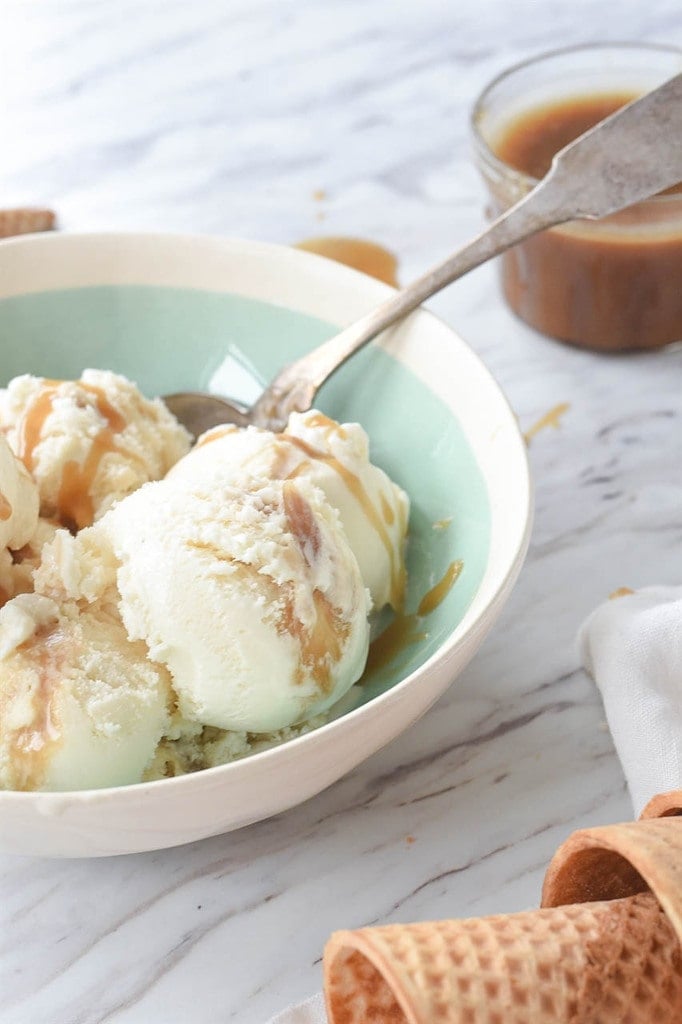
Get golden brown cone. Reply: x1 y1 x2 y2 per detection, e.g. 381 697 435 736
541 817 682 944
324 893 682 1024
0 208 56 238
641 789 682 819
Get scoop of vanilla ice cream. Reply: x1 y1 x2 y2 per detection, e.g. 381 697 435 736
76 473 371 733
0 593 172 791
0 369 191 529
168 410 409 611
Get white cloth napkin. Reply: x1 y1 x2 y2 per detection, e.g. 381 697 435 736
580 584 682 815
266 993 326 1024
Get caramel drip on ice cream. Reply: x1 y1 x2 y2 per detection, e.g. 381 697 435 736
9 625 64 791
281 432 406 609
195 424 239 449
380 491 395 526
282 481 348 691
0 492 12 521
187 486 350 696
18 379 129 529
18 386 58 472
58 430 120 530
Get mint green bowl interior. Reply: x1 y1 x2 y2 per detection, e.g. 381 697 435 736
0 285 490 705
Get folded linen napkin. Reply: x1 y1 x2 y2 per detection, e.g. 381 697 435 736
581 584 682 816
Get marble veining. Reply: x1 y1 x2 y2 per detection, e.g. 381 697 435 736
1 1 681 1021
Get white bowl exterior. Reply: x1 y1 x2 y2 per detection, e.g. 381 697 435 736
0 233 532 857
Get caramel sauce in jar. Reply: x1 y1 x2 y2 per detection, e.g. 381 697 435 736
481 91 682 351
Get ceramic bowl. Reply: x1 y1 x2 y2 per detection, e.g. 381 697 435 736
0 233 532 857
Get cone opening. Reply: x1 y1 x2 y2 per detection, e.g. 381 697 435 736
325 943 411 1024
543 847 649 907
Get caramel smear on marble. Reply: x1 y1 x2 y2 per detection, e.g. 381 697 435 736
294 237 399 287
523 402 570 444
365 559 463 675
610 586 635 599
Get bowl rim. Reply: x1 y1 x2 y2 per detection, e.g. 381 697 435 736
0 230 533 807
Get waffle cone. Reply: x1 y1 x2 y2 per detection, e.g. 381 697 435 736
0 207 56 237
541 816 682 942
641 789 682 820
324 892 681 1023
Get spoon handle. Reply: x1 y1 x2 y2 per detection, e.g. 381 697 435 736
251 72 682 430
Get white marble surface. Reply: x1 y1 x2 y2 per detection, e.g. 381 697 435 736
1 1 682 1021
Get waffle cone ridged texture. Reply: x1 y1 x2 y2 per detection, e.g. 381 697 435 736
324 791 682 1024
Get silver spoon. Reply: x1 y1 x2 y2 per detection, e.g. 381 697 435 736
165 72 682 437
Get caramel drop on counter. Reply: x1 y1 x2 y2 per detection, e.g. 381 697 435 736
610 586 635 600
294 237 399 287
524 402 570 444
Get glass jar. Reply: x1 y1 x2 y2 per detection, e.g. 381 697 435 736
471 43 682 352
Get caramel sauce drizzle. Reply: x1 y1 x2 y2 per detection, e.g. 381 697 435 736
365 559 463 676
17 379 128 529
0 492 12 521
188 484 349 696
280 432 406 609
10 626 64 791
418 560 463 616
195 424 239 449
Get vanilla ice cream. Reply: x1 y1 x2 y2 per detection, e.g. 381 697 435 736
0 592 172 791
82 472 371 733
0 374 410 791
169 410 409 611
0 369 191 529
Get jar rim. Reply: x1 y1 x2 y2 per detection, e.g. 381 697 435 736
470 41 682 204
